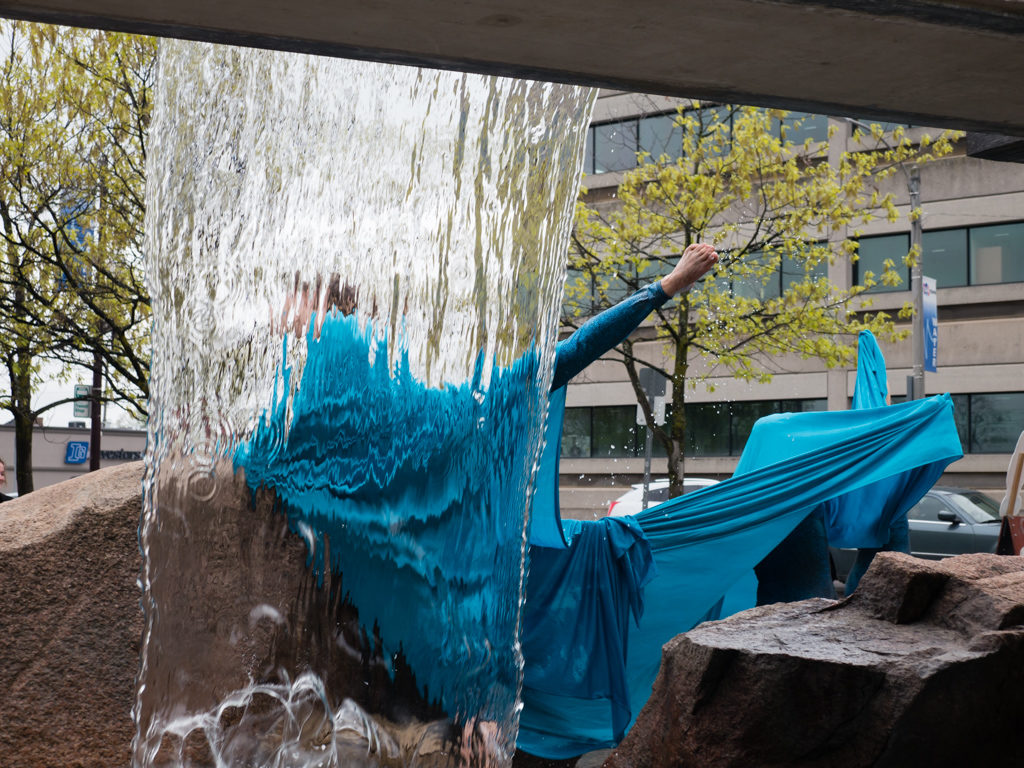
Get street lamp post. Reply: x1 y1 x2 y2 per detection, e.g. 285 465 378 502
909 165 925 400
842 118 926 399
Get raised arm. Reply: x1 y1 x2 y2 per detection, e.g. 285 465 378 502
551 243 718 391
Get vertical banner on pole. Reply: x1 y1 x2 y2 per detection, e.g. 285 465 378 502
923 276 938 373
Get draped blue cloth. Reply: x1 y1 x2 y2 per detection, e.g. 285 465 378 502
520 316 964 757
853 328 889 410
520 517 656 756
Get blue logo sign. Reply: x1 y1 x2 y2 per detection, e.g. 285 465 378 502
65 441 89 465
922 276 938 373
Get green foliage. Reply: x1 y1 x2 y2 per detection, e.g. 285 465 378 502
0 20 155 490
567 104 958 493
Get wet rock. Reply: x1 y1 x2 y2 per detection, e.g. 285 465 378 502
0 462 466 767
0 462 145 768
606 552 1024 768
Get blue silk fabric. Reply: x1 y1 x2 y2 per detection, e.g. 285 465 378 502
519 328 963 757
236 313 543 722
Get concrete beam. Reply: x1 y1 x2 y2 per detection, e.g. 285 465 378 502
1 0 1022 135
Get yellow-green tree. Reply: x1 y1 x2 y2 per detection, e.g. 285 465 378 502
566 105 956 496
0 21 154 492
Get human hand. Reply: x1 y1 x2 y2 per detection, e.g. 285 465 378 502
660 243 719 297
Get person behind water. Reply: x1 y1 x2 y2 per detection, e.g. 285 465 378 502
530 243 718 549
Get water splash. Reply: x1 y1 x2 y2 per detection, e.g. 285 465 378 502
136 38 594 768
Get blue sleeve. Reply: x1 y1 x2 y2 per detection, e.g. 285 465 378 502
551 282 671 391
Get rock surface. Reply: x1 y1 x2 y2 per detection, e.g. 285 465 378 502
0 462 146 768
605 551 1024 768
7 471 1024 768
0 463 466 767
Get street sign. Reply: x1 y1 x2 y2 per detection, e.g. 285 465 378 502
74 384 91 418
637 367 667 398
636 396 667 426
923 276 938 373
65 441 89 464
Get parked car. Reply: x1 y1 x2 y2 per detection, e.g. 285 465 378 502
608 477 720 517
830 486 1002 583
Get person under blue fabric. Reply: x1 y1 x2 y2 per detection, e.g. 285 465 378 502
530 242 720 549
753 504 836 604
752 330 905 602
520 243 719 755
519 321 963 759
752 329 916 601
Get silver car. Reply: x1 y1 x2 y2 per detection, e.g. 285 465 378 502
830 486 1002 583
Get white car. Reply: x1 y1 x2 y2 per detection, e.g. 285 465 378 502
608 477 720 517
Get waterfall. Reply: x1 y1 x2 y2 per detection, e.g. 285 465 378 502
135 39 594 767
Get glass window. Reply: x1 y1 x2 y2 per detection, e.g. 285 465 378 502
638 255 673 285
562 268 596 319
591 405 639 457
969 221 1024 286
952 394 969 453
792 398 828 412
732 251 781 301
685 402 730 457
855 234 910 293
777 112 829 144
561 408 592 458
639 114 682 163
645 404 671 458
946 491 1001 523
907 494 953 522
781 246 828 291
647 487 671 503
852 118 910 135
582 127 595 175
970 392 1024 453
593 120 638 174
730 401 782 455
922 228 968 288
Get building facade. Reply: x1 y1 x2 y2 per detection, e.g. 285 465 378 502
559 91 1024 519
0 425 146 494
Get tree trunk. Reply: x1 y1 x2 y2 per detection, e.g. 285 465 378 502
10 352 34 494
666 346 690 499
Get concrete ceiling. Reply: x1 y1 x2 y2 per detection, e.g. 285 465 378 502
1 0 1022 135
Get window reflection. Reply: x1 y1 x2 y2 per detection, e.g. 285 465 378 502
970 222 1024 286
563 398 829 458
593 120 639 174
561 408 592 458
591 405 638 457
774 112 829 144
562 394 1024 459
970 392 1024 453
687 402 730 457
922 229 968 288
907 495 950 522
855 233 910 293
638 114 682 163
